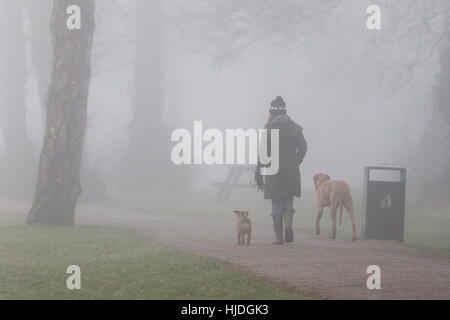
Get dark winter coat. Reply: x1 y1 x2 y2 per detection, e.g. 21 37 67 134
255 115 307 200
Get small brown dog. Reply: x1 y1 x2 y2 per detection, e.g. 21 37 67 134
234 210 252 245
313 173 356 241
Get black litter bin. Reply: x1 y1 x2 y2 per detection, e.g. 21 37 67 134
362 166 406 241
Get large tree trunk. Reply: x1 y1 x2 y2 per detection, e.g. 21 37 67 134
27 0 95 226
27 0 53 124
126 0 167 189
0 0 36 197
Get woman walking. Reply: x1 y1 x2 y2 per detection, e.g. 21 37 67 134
255 96 308 245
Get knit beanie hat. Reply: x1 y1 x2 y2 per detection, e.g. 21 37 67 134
270 96 287 115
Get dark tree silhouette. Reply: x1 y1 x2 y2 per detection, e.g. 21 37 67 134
0 0 36 197
415 41 450 204
27 0 96 225
126 0 170 189
27 0 53 123
382 2 450 203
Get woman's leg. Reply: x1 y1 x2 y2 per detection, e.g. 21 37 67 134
271 199 284 245
283 198 295 243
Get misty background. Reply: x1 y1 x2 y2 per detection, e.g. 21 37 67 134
0 0 449 210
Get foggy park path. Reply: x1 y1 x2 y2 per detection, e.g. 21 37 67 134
78 205 450 300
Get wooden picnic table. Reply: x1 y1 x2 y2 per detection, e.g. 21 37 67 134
211 165 255 202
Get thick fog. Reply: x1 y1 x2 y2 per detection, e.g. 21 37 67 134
2 0 450 302
0 0 449 204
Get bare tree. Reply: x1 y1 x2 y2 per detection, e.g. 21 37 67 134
367 1 450 93
27 0 96 225
378 1 450 203
0 0 36 197
26 0 53 122
177 0 341 64
414 40 450 205
126 0 170 189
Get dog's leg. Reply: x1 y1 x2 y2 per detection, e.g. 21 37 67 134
237 232 241 245
330 205 337 239
345 204 357 241
316 208 323 235
247 229 251 245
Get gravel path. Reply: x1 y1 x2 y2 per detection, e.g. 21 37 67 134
77 205 450 300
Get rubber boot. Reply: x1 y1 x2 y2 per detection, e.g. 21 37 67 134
284 209 294 243
272 215 284 245
330 226 336 240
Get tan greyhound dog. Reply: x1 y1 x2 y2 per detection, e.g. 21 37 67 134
313 173 356 241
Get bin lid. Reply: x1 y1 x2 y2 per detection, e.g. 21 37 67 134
365 165 406 171
365 166 406 183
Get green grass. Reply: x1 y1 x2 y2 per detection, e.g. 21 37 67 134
403 210 450 257
0 222 311 300
106 187 450 257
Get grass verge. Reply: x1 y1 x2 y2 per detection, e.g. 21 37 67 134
0 224 311 300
